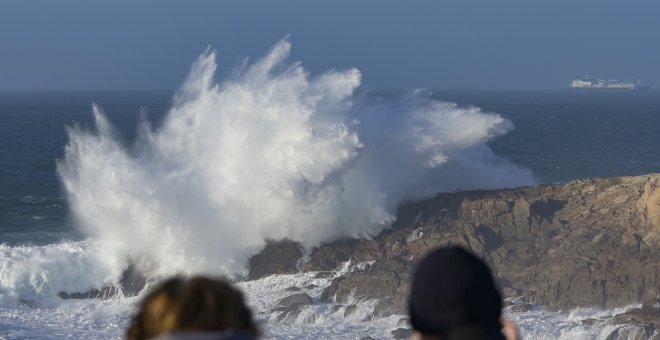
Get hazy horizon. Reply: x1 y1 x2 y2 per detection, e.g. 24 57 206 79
1 0 659 91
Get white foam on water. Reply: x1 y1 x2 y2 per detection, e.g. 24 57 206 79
0 241 136 338
237 263 404 339
506 304 647 340
0 296 137 339
0 249 649 339
0 241 122 306
240 270 650 340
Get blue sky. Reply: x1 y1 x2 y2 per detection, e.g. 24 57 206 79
1 0 658 90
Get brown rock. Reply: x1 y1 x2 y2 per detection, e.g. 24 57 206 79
390 328 413 340
507 303 534 313
605 324 656 340
247 173 660 322
343 304 357 318
274 293 313 308
248 239 302 279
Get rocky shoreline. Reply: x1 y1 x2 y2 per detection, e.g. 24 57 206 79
248 174 660 338
58 174 660 338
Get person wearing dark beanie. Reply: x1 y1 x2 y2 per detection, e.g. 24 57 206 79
408 246 519 340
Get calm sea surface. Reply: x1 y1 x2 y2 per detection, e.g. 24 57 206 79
1 90 659 245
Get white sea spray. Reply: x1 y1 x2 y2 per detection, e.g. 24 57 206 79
55 38 534 282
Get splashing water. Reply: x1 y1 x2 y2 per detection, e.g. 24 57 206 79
56 38 535 282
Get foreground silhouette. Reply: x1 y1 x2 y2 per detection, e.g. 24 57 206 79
126 277 258 340
408 246 519 340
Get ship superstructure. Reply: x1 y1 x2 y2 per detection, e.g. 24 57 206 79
570 76 648 90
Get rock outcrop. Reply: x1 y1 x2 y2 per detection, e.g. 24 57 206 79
58 264 147 300
270 292 316 324
249 174 660 320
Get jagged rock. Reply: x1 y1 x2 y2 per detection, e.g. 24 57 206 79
275 293 313 308
248 239 303 279
57 285 119 300
119 264 147 297
605 324 656 340
320 266 409 318
274 305 316 324
397 317 410 326
18 299 37 308
390 328 413 339
582 318 599 326
501 287 520 299
643 297 660 309
248 174 660 330
373 297 404 319
507 303 534 313
343 304 357 318
270 293 315 324
58 264 146 300
611 298 660 325
300 239 361 272
313 271 334 278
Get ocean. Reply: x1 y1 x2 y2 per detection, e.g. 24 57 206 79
1 41 660 339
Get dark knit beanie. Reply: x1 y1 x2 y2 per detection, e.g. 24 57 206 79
408 246 503 336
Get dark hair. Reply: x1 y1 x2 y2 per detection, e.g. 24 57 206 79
408 246 504 339
126 276 259 340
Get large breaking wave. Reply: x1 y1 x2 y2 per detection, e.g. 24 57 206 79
54 38 535 281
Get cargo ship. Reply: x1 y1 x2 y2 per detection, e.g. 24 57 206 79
570 76 649 90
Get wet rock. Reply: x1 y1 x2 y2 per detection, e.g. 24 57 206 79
302 239 361 272
274 305 315 324
343 304 357 318
313 271 334 278
507 303 534 313
605 324 656 340
119 264 147 297
247 173 660 329
58 264 146 300
321 269 403 310
374 297 401 318
611 302 660 325
18 299 37 308
271 293 315 324
248 239 303 279
390 328 413 339
582 318 599 326
643 297 660 309
501 287 519 299
275 293 313 308
58 285 120 300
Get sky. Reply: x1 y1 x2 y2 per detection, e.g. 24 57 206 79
1 0 659 91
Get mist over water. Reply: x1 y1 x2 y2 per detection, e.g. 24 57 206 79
56 39 535 281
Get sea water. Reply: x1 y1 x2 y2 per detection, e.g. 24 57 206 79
2 41 660 339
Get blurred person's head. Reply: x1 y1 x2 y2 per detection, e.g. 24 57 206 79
408 246 516 340
127 276 258 340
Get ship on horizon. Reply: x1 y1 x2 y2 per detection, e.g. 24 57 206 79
570 75 649 90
